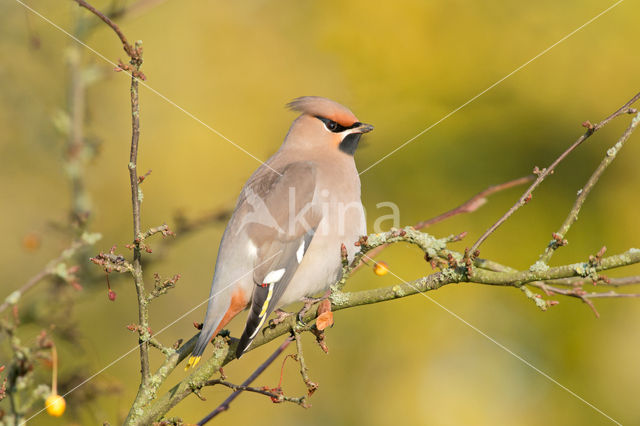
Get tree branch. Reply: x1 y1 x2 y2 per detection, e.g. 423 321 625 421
470 91 640 253
133 226 640 423
197 336 294 424
72 0 137 59
538 111 640 264
74 0 154 407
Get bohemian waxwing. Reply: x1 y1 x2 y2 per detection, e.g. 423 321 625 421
186 96 373 368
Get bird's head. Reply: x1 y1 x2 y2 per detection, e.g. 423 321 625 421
285 96 373 155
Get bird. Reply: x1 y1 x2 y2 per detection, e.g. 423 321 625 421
186 96 373 368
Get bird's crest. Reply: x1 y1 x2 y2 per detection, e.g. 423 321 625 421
287 96 358 127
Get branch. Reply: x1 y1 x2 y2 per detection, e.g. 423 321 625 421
133 225 640 423
202 379 307 407
415 175 534 230
470 91 640 252
545 275 640 287
72 0 138 60
74 0 154 403
538 110 640 264
197 336 294 424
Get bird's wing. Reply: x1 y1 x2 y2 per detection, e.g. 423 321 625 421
236 161 321 357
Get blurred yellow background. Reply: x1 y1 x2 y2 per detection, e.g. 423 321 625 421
1 0 640 424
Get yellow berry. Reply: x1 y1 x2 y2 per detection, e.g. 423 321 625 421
373 261 389 276
45 394 66 417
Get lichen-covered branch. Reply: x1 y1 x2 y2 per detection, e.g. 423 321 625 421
130 224 640 423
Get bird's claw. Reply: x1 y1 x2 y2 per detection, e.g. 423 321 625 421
269 309 294 327
297 296 321 326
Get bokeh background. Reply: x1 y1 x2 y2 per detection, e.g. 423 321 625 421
2 0 640 424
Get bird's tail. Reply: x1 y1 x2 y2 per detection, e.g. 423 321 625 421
185 327 216 370
235 282 278 358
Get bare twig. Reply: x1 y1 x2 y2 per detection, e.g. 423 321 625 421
203 379 308 406
538 111 640 264
197 336 294 425
415 175 535 230
72 0 137 59
75 0 152 392
293 330 318 395
530 275 640 288
528 280 640 318
470 91 640 253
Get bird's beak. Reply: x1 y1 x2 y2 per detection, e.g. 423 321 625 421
353 122 374 134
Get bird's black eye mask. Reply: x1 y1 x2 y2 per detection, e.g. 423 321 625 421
315 116 363 133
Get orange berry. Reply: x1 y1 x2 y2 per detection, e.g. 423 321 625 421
22 233 41 252
373 261 389 276
45 394 66 417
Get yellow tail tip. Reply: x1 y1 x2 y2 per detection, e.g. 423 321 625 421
185 356 201 371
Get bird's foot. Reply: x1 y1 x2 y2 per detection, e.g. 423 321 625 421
269 309 294 327
297 297 322 326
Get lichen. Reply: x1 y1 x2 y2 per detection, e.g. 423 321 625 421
573 263 588 277
5 290 21 305
392 285 406 297
529 260 549 273
81 231 102 245
439 268 459 282
53 263 68 279
329 290 350 307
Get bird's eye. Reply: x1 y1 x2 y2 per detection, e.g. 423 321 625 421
316 116 347 133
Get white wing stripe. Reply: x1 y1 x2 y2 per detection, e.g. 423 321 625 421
296 240 305 263
263 268 285 284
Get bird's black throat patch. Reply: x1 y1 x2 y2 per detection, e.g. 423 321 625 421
339 133 362 156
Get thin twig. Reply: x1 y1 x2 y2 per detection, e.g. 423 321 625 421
536 275 640 288
293 330 318 394
74 0 151 390
203 379 307 407
538 111 640 264
415 175 535 230
528 281 640 318
197 336 294 425
470 91 640 253
126 41 151 386
72 0 136 58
